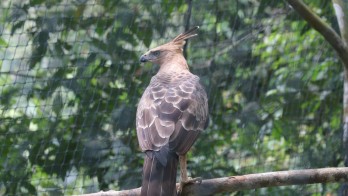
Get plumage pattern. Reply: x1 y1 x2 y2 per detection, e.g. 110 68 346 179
137 27 208 196
137 71 208 156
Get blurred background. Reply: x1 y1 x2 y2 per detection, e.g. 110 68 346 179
0 0 345 195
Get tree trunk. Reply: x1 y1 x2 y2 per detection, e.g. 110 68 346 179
332 1 348 195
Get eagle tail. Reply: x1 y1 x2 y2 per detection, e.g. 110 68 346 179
141 152 178 196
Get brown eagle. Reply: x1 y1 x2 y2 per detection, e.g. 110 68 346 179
137 26 209 196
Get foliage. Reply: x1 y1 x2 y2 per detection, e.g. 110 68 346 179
0 0 343 195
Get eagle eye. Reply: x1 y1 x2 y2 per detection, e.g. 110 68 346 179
152 51 160 56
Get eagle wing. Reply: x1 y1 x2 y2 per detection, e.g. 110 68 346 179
136 72 208 161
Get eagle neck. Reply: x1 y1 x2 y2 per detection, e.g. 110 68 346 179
158 54 189 73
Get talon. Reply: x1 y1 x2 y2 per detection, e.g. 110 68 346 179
184 177 202 185
178 177 203 195
192 177 202 184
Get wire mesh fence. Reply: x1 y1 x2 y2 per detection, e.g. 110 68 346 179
0 0 344 195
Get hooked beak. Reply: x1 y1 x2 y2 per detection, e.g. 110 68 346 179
139 55 148 63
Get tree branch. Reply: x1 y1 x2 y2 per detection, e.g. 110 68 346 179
332 0 348 43
77 167 348 196
0 71 36 78
285 0 348 68
183 0 193 58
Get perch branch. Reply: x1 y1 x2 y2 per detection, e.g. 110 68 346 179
77 167 348 196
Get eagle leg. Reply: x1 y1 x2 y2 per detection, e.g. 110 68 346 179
178 154 202 195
